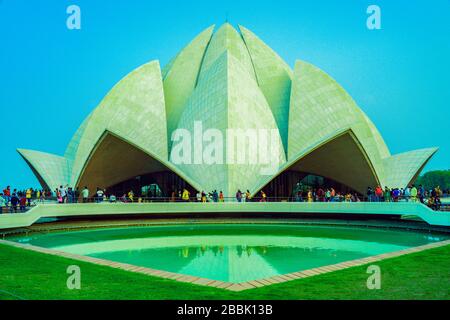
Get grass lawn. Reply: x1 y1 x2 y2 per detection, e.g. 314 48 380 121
0 243 449 300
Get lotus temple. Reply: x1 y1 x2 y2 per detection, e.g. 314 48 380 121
2 23 449 300
17 23 437 199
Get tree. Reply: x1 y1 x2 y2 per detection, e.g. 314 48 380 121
416 170 450 191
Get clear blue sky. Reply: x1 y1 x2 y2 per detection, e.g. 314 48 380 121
0 0 449 189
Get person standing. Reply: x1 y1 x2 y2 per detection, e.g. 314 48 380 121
201 191 207 203
59 185 67 203
418 185 425 203
212 190 218 203
67 187 74 203
330 188 336 202
182 188 190 202
26 188 32 206
325 189 331 202
219 191 224 202
81 186 89 203
245 190 251 202
317 188 324 202
307 189 313 202
19 193 27 212
3 186 11 204
0 193 6 214
366 187 373 202
74 187 80 203
410 185 418 202
236 190 242 203
109 194 117 203
404 186 411 202
384 187 391 202
10 193 19 213
393 188 400 202
260 190 267 202
96 188 105 203
374 186 382 202
435 186 442 210
126 190 133 202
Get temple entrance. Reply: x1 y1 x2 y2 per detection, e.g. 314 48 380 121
76 132 199 200
262 170 361 201
105 171 197 201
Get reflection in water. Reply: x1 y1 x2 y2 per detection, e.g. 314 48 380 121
178 245 270 259
10 224 448 283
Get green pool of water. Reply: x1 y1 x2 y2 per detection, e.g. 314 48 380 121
10 224 448 283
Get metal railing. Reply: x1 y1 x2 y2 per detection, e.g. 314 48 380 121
1 195 448 213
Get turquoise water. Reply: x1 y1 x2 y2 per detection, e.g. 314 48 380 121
11 224 448 283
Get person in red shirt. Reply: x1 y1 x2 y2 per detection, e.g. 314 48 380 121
19 193 27 212
375 186 383 202
3 186 11 204
317 188 325 202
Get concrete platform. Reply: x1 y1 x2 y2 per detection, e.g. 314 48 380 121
0 202 449 229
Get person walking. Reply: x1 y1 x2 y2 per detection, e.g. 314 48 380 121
219 191 224 202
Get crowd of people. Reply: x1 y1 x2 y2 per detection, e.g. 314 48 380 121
290 184 446 211
0 186 48 213
1 183 448 213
